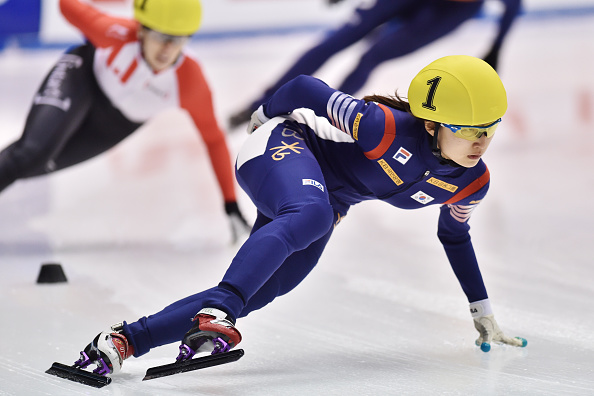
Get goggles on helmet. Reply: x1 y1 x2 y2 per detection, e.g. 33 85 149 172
440 118 501 141
143 27 190 46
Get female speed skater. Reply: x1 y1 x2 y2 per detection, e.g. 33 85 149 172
0 0 250 238
73 55 527 377
229 0 522 128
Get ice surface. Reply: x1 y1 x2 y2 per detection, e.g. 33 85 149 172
1 12 594 396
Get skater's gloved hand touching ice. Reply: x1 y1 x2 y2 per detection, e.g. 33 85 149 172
225 202 251 243
470 299 527 352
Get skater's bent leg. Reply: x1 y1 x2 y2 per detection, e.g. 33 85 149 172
0 44 97 193
196 124 334 318
338 2 482 94
239 222 335 317
202 193 334 319
124 212 335 358
123 196 333 356
249 0 414 108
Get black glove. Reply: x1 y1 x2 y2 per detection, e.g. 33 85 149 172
328 0 345 5
225 202 251 243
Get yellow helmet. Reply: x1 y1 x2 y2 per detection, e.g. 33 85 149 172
408 55 507 125
134 0 202 36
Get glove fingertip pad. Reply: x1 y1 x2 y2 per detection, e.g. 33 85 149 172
516 337 528 347
480 342 491 352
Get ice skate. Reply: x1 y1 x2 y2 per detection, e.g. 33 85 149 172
46 323 134 387
177 308 242 361
76 323 134 375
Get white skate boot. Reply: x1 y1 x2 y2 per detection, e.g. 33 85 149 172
76 323 134 375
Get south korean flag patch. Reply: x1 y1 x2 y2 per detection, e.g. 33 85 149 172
411 191 434 205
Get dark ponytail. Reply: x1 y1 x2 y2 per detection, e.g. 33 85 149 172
362 91 412 115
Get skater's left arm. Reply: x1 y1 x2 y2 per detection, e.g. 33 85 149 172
178 58 251 241
437 185 526 352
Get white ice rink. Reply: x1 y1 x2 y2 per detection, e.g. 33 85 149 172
1 5 594 396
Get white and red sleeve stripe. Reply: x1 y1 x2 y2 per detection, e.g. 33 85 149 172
447 204 478 223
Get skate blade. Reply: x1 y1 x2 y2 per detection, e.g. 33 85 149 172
143 349 244 381
46 362 111 388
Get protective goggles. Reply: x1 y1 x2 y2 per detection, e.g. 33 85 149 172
440 118 502 141
143 28 190 46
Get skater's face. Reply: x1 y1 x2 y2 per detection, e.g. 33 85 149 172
425 121 495 168
138 27 189 72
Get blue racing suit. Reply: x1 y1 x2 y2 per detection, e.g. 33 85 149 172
125 75 492 356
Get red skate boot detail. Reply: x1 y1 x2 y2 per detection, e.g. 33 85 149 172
110 333 134 361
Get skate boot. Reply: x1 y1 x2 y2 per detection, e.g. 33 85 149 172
177 308 242 362
75 323 134 375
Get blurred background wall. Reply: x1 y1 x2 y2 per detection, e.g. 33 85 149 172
1 0 594 50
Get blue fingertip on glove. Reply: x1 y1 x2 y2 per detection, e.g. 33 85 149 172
516 337 528 347
480 342 491 352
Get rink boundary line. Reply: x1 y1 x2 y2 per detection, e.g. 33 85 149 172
3 6 594 50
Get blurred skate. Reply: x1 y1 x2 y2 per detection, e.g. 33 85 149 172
229 107 255 129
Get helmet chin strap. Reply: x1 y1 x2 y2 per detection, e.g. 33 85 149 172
431 125 463 168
